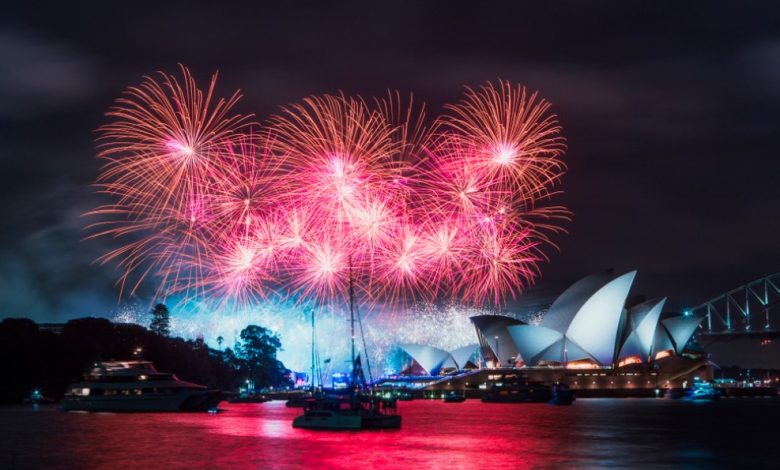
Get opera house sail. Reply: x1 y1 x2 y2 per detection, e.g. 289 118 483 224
382 270 712 395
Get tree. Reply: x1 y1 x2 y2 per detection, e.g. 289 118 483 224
0 317 251 402
237 325 288 387
216 336 224 351
149 303 171 337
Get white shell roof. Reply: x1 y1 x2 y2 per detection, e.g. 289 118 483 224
398 344 456 375
564 271 637 365
539 269 615 333
449 344 480 370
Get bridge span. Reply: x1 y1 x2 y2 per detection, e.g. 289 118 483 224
692 272 780 341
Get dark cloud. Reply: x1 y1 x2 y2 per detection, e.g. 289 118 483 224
1 1 779 326
0 29 97 119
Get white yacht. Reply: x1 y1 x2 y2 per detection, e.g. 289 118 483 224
60 361 222 412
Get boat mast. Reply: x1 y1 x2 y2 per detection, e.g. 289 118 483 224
310 306 316 391
357 303 374 385
348 253 356 387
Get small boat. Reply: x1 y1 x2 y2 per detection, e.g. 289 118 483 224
60 361 222 412
286 394 313 407
23 389 55 405
442 391 466 403
549 383 575 405
228 393 271 404
684 380 720 401
663 388 686 399
481 373 553 403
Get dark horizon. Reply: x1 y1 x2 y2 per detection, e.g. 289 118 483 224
2 1 779 322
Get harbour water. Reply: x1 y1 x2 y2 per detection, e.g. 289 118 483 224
2 398 777 469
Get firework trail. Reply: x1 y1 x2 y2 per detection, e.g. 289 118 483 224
112 300 503 376
89 69 568 312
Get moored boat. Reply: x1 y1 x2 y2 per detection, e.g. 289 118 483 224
481 373 553 403
684 379 720 401
663 388 686 399
292 394 401 430
23 389 55 405
291 261 402 431
228 393 271 404
549 383 575 405
60 361 222 412
442 391 466 403
286 394 313 407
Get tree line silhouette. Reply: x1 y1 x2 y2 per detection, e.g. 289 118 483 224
0 315 290 404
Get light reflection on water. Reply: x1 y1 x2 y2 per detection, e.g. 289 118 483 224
2 398 778 469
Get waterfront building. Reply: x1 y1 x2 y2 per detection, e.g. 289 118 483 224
395 344 480 376
381 270 711 395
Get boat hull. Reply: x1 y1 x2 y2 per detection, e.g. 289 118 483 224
292 412 362 430
228 395 271 404
481 389 552 403
360 414 401 429
443 397 466 403
292 413 401 430
548 395 575 405
549 385 575 405
60 390 222 412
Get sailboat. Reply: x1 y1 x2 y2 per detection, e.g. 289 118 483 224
285 306 323 408
291 354 401 430
292 262 401 430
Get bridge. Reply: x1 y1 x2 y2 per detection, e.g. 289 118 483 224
692 272 780 340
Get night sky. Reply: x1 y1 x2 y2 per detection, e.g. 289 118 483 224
2 1 779 323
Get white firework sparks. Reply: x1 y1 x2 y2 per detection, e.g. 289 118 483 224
110 298 526 377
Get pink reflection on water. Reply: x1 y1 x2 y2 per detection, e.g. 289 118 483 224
16 400 582 469
7 399 771 468
197 400 573 468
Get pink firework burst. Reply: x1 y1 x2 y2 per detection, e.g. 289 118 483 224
88 65 255 299
89 69 569 310
439 79 567 202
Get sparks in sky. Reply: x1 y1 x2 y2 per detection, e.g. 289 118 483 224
89 66 568 311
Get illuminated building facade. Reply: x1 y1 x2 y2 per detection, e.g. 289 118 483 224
384 270 712 393
504 270 705 369
395 344 480 376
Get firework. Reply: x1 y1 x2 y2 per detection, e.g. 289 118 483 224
96 64 253 219
87 65 254 298
89 70 568 311
267 92 411 304
438 80 566 202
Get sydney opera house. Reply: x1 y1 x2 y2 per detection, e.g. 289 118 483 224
385 270 712 395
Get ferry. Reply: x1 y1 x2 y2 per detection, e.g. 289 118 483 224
60 361 222 412
481 373 553 403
